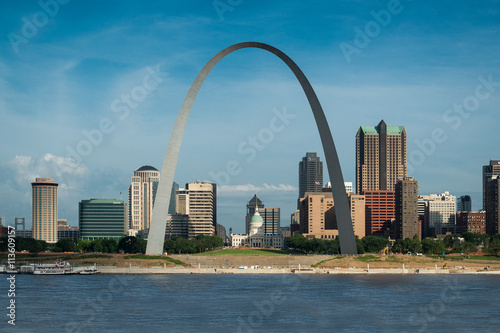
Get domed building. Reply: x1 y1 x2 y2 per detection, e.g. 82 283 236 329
128 165 178 235
231 196 284 249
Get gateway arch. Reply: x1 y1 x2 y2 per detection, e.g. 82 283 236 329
146 42 357 255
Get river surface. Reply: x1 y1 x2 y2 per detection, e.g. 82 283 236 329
1 274 499 332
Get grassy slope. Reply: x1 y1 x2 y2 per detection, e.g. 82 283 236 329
197 248 289 256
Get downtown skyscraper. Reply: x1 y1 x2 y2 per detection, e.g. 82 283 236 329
299 152 323 201
356 120 407 194
483 160 500 209
32 178 58 243
128 165 160 232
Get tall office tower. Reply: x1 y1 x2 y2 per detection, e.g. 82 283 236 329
299 152 323 201
364 190 395 237
79 199 127 241
128 165 178 232
395 177 419 240
261 208 280 235
356 120 407 194
32 178 58 243
420 192 457 236
483 160 500 209
485 176 500 235
129 165 160 232
245 195 280 235
457 195 472 212
187 182 217 238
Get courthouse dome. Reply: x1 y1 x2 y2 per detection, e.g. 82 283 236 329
249 206 264 236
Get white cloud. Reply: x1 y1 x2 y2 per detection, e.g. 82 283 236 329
218 183 297 194
4 153 89 187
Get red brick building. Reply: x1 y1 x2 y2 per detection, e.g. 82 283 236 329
457 212 486 234
365 190 395 237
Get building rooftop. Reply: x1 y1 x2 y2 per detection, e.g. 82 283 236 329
135 165 158 172
360 125 404 135
82 199 125 204
248 194 263 207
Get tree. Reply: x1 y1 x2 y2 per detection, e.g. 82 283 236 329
421 238 446 255
487 238 500 255
118 236 140 253
36 240 48 253
55 238 76 252
93 239 104 253
286 234 307 251
361 236 389 253
76 239 92 252
102 239 118 253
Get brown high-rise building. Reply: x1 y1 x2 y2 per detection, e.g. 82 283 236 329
298 152 323 203
485 176 500 235
356 120 407 194
483 160 500 210
365 190 395 237
32 177 58 243
395 177 419 240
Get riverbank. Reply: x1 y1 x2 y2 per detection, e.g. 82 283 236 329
97 264 500 275
5 252 500 275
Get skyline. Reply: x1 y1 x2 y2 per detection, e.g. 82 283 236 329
1 1 500 233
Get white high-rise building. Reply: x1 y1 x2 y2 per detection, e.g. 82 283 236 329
420 191 456 235
128 166 160 232
187 182 216 238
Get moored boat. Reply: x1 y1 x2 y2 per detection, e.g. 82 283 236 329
32 261 82 275
79 266 100 275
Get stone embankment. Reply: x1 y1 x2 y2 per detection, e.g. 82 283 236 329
98 265 500 275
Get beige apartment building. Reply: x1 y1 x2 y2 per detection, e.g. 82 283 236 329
32 177 58 243
187 182 216 238
299 192 365 240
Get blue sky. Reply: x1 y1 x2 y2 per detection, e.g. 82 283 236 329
1 0 499 233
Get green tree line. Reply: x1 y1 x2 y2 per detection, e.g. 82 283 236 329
0 235 223 255
286 233 500 255
164 235 223 254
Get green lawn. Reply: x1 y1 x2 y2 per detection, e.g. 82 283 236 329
467 255 500 261
354 255 382 262
124 254 186 265
198 248 290 256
